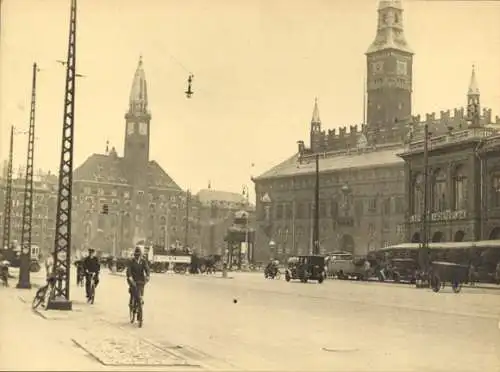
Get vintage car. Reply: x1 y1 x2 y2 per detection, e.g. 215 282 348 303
285 255 325 283
326 251 368 280
390 257 418 283
378 257 418 283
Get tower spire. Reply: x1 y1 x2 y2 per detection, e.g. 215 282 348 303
311 97 321 123
468 64 480 96
310 98 322 152
467 65 481 128
129 55 148 115
367 0 412 54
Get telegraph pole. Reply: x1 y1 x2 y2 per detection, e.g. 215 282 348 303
421 123 430 273
1 126 14 251
184 190 190 248
47 0 77 311
312 154 320 255
17 63 39 289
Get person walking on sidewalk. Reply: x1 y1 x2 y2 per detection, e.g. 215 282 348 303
45 254 54 280
82 248 100 302
126 247 150 309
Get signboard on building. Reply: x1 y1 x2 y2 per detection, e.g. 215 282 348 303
153 255 191 264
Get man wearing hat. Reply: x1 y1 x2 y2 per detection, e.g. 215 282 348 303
126 247 150 309
82 248 100 301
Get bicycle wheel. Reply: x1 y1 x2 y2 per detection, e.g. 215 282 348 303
129 300 136 324
90 283 95 304
137 300 143 328
32 286 47 310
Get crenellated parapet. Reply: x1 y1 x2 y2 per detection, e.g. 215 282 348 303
408 107 498 140
310 123 370 153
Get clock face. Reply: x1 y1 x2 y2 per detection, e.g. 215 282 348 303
371 61 384 75
127 122 134 135
139 122 147 135
396 60 407 75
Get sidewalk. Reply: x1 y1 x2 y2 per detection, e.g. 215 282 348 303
0 278 204 371
0 286 99 371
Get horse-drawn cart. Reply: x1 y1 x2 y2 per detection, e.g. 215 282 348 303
430 261 469 293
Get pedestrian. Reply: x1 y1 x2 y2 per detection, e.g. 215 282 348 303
363 259 371 280
468 263 476 286
45 254 54 280
82 248 100 302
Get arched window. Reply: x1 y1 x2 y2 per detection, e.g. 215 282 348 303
412 173 423 215
432 169 447 212
453 166 467 210
331 200 339 219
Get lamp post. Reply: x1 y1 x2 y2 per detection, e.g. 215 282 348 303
269 239 276 260
242 185 250 265
312 154 320 255
421 124 431 277
341 183 351 216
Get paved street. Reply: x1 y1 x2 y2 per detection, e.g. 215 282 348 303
1 270 500 371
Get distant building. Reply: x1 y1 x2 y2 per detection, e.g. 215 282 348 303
194 188 254 257
71 56 183 256
400 68 500 243
252 0 499 261
0 168 58 257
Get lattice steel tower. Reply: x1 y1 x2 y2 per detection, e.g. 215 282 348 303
1 126 14 251
47 0 77 310
17 63 39 289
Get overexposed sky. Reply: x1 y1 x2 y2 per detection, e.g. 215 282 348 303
1 0 499 201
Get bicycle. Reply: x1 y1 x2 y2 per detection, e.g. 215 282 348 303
129 282 144 328
32 274 57 310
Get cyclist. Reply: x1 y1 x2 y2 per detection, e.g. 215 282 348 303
74 258 85 286
82 248 100 302
126 247 150 309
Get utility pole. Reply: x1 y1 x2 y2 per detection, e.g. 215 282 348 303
184 190 190 248
47 0 77 311
313 154 320 255
17 63 39 289
2 126 14 251
421 123 430 273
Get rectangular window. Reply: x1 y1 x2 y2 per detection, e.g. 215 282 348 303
383 198 391 215
395 197 405 214
319 202 326 218
368 198 377 212
296 203 304 219
493 175 500 208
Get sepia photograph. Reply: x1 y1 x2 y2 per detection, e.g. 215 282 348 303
0 0 499 370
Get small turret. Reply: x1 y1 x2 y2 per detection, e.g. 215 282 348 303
467 65 481 128
310 98 323 152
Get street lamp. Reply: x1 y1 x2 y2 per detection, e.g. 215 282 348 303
341 183 351 217
242 185 250 265
269 239 276 259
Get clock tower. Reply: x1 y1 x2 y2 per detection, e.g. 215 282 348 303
366 0 413 135
124 56 151 179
